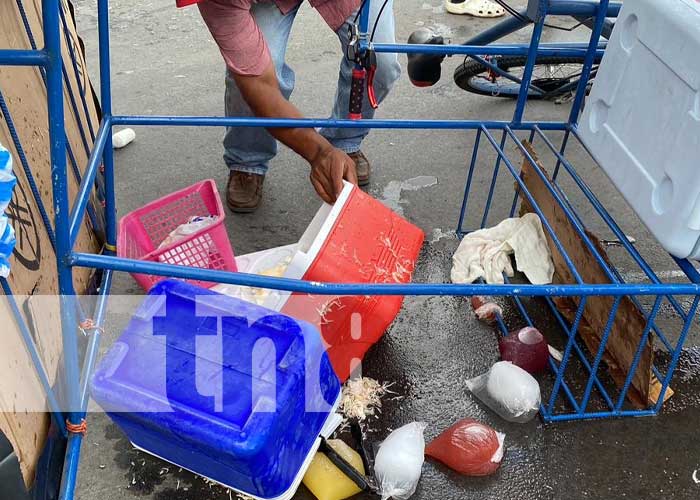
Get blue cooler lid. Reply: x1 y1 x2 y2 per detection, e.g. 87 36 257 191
91 280 340 497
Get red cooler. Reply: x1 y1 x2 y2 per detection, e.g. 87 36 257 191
273 182 424 381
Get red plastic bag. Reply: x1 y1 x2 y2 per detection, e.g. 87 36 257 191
425 419 505 476
498 327 550 373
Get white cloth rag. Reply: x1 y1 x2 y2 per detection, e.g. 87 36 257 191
451 213 554 285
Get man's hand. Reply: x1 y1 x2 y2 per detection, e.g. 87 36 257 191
232 64 359 203
309 146 359 204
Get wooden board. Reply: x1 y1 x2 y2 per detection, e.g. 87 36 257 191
0 0 101 486
518 143 655 409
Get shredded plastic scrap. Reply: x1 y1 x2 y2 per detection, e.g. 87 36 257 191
425 418 505 476
340 377 393 423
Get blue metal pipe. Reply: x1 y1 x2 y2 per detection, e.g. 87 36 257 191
460 1 620 47
69 118 111 246
98 0 117 252
546 409 656 422
579 296 621 412
673 257 700 284
43 0 80 425
112 115 568 130
79 332 101 412
94 269 113 326
480 126 584 284
539 127 691 328
457 129 481 234
547 0 621 17
58 433 82 500
0 278 66 436
464 10 530 46
615 296 663 411
481 131 507 229
79 270 112 410
12 0 104 238
507 129 536 217
654 295 700 412
506 127 619 284
497 275 581 412
543 295 615 410
551 128 570 181
68 252 700 296
371 43 602 58
358 0 371 35
548 297 587 412
568 0 611 124
513 16 546 123
0 49 49 66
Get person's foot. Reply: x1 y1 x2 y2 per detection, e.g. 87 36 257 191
347 150 371 186
226 170 264 213
445 0 505 17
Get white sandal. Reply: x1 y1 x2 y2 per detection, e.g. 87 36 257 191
445 0 506 18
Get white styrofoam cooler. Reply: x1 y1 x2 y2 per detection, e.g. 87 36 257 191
579 0 700 259
215 182 356 310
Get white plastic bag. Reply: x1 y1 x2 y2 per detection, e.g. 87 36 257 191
374 422 426 500
466 361 540 423
157 215 217 250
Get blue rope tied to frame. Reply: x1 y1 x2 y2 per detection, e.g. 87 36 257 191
0 91 56 251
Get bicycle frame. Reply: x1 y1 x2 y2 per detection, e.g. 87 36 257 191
465 0 620 47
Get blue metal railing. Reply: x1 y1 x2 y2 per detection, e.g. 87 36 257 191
0 0 697 498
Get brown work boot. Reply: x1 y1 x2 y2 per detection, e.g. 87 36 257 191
347 150 371 186
226 171 264 213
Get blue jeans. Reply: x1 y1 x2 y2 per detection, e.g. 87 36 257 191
223 1 401 175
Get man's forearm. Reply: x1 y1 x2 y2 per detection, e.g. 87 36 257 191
231 62 357 204
232 64 332 163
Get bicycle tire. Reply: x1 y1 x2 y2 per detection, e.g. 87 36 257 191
454 55 589 99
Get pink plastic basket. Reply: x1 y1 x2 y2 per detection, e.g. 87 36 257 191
117 180 236 291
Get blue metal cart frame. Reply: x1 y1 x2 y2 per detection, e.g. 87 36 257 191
2 0 699 498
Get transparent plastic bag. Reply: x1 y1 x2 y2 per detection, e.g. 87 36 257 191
425 418 505 476
466 361 540 423
374 422 426 500
157 215 217 250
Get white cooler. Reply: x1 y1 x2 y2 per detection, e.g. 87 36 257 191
579 0 700 259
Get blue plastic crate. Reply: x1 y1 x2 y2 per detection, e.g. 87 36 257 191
90 280 341 499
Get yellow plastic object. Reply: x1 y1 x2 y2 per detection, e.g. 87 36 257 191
302 439 365 500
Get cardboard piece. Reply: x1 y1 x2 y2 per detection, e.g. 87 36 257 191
1 0 101 486
518 143 661 409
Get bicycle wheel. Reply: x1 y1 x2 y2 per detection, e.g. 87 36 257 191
454 55 593 99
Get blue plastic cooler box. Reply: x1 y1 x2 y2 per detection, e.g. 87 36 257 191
90 280 341 499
